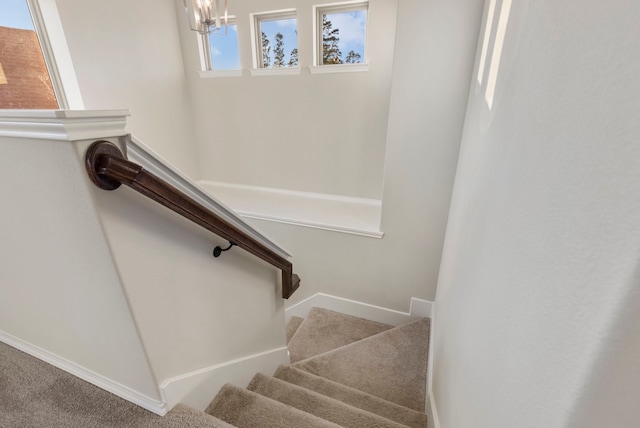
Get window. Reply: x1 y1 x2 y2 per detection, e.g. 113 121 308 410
313 1 368 68
204 19 240 71
0 0 58 108
250 10 299 71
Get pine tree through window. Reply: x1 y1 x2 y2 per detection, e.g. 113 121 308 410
315 2 367 66
251 10 298 69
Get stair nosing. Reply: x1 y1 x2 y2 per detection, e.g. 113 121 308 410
274 365 428 428
247 373 411 428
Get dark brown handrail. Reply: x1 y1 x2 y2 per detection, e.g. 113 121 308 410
85 140 300 299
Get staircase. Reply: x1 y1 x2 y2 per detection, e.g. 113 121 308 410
202 307 431 428
0 307 429 427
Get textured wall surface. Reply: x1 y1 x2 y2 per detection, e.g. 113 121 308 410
434 0 640 426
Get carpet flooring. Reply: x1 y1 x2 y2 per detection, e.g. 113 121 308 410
0 307 431 427
0 341 232 427
206 307 430 427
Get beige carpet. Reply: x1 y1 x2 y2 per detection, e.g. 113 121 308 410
205 384 342 428
273 365 428 428
293 317 431 411
246 372 408 428
0 341 232 427
207 308 430 427
287 307 394 362
1 307 431 427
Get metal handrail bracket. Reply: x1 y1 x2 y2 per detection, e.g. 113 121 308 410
85 140 300 299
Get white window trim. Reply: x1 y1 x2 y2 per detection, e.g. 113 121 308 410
198 16 241 73
313 1 369 68
249 9 298 70
309 63 368 74
27 0 84 109
198 69 243 78
249 67 301 77
197 33 211 72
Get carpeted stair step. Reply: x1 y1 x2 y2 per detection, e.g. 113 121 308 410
161 404 238 427
286 316 304 344
288 307 394 362
205 383 342 428
274 365 428 428
247 372 409 428
294 317 431 412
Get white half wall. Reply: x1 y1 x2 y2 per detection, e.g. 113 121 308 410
433 1 640 427
0 112 161 410
161 347 289 411
0 111 293 415
82 136 290 393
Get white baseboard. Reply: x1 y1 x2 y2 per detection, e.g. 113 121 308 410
160 347 289 411
0 330 167 415
285 293 433 326
427 304 439 428
430 393 442 428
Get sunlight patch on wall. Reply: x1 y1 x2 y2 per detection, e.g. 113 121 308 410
477 0 497 85
485 0 512 110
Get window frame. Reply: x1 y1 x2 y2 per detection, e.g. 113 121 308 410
199 16 241 73
25 0 84 108
312 1 369 69
249 9 299 71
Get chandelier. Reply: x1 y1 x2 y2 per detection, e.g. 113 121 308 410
183 0 229 35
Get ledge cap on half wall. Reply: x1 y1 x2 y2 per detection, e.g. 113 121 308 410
0 109 130 142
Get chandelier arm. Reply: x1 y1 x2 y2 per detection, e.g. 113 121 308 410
214 0 220 29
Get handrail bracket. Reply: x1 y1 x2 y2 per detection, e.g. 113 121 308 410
85 140 300 300
213 242 235 257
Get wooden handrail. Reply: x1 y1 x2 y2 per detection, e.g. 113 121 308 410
85 140 300 299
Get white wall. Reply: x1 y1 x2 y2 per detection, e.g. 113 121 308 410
54 0 200 178
177 0 397 199
90 165 288 383
378 0 485 304
250 0 484 311
48 0 482 317
0 132 160 403
433 0 640 427
0 111 290 412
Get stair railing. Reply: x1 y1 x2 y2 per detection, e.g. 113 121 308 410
85 140 300 299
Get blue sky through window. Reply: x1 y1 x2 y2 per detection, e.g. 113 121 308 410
0 0 35 30
324 10 366 62
260 18 297 67
209 24 240 70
